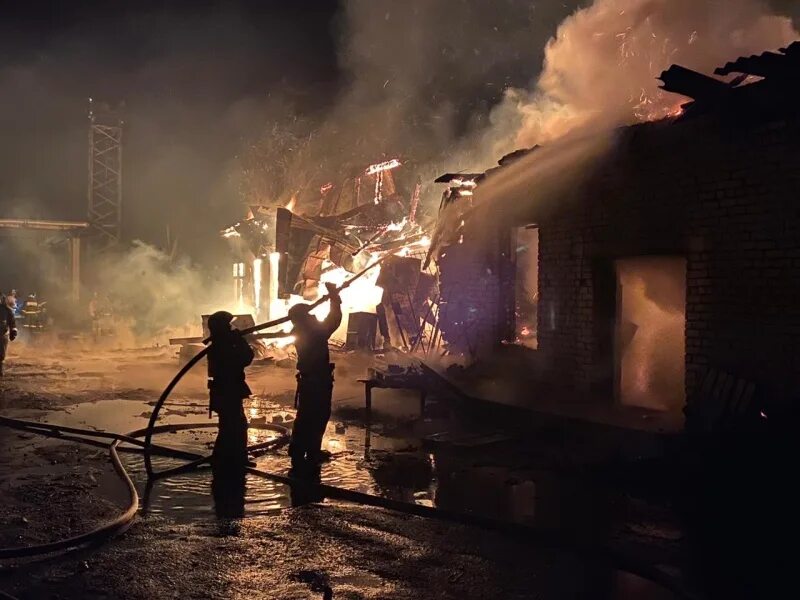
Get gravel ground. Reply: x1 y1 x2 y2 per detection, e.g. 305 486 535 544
1 499 679 600
0 342 688 599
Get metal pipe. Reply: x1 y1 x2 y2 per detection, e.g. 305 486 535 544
0 219 89 231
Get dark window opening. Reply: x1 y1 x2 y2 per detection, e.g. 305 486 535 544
514 226 539 349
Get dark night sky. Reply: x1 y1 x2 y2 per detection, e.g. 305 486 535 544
0 0 342 261
0 0 577 274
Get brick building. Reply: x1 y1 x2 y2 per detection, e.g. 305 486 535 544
433 43 800 418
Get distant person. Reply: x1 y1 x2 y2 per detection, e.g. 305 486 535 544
0 293 19 376
88 292 101 339
21 293 42 329
207 311 255 469
286 282 342 472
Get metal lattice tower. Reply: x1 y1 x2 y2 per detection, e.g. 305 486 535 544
87 99 123 253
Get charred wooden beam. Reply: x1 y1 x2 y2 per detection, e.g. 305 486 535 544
434 173 484 184
783 41 800 60
715 41 800 79
497 146 539 166
368 232 428 254
275 208 317 298
658 64 731 101
282 211 360 253
332 200 378 221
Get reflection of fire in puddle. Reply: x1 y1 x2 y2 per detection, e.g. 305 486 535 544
51 399 548 527
246 396 292 446
326 437 344 453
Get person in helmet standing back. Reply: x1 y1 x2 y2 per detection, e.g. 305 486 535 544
287 282 342 472
206 311 254 469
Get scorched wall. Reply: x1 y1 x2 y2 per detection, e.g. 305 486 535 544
533 113 800 406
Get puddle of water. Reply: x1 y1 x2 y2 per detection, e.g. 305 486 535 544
47 397 613 539
126 453 290 521
58 399 206 437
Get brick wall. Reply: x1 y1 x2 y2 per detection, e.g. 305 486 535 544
682 118 800 403
437 222 511 358
454 111 800 406
535 114 800 404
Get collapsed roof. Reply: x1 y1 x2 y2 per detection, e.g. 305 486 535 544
223 159 428 298
659 41 800 118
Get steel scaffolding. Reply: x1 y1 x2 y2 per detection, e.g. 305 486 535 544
87 99 123 253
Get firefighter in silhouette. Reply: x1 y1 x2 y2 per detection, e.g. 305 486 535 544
287 282 342 471
0 292 18 376
207 311 254 469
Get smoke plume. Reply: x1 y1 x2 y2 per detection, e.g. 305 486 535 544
256 0 799 206
91 241 230 343
243 0 577 211
493 0 798 152
455 0 797 349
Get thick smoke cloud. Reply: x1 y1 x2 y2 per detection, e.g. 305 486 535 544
3 1 798 239
455 0 797 259
492 0 798 152
255 0 578 210
264 0 798 205
91 241 230 343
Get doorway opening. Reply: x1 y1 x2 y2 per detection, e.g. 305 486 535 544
615 256 686 412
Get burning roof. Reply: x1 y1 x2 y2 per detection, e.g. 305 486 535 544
224 157 431 300
275 197 428 298
424 42 800 267
659 41 800 118
715 41 800 79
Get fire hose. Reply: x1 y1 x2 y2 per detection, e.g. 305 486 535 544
143 254 389 477
0 253 696 599
0 257 388 559
0 415 289 560
0 416 695 599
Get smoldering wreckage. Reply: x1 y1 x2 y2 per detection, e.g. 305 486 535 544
2 41 800 600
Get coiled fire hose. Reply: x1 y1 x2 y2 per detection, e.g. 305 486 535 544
0 415 289 560
0 416 694 599
0 253 695 599
0 257 387 559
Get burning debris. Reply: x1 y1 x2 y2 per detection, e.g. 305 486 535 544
413 37 800 441
210 158 439 356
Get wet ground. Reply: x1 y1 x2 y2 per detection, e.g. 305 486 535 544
0 340 692 598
